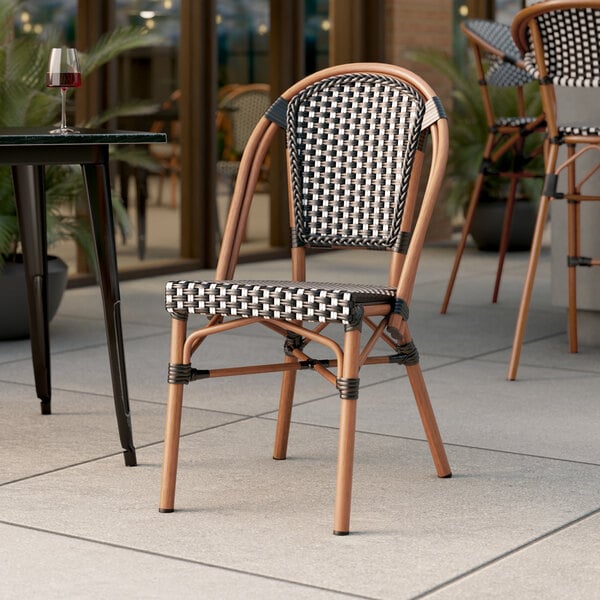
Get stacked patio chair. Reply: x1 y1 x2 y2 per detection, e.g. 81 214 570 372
159 63 452 535
508 0 600 379
441 18 546 313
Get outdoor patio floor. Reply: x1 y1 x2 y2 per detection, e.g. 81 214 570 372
1 238 599 599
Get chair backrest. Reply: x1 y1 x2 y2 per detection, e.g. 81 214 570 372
286 73 425 251
462 19 532 88
216 64 448 310
461 19 535 128
512 0 600 89
218 84 271 159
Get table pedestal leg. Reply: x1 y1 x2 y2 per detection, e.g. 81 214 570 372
82 155 137 467
11 165 51 415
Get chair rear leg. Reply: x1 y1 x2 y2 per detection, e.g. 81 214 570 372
333 328 361 536
507 194 551 380
493 174 519 303
441 168 487 314
159 317 187 513
405 364 452 478
567 199 579 353
273 355 298 460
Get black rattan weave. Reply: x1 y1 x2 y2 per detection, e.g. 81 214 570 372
286 73 425 251
166 280 396 326
464 19 533 87
522 7 600 87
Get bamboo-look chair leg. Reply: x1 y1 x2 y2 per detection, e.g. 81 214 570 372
440 162 488 314
507 193 552 381
273 355 298 460
493 174 519 303
567 198 579 353
159 318 187 513
405 364 452 478
333 328 361 536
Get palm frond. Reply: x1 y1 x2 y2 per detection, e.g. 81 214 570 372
80 26 164 76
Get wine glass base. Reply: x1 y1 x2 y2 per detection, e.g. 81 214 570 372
49 127 79 135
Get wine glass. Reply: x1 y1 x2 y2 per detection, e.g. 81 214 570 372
46 48 81 134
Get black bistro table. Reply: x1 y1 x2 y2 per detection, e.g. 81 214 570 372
0 128 167 467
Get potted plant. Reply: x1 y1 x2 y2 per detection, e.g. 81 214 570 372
410 48 545 250
0 1 160 339
0 0 162 339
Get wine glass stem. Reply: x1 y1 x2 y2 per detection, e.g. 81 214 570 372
60 87 67 131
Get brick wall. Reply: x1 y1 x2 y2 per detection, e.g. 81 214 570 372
384 0 455 241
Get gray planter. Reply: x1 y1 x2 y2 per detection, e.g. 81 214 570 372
0 255 68 340
470 199 538 252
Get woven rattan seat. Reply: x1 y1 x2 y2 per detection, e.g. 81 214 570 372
159 64 452 535
166 280 397 324
508 0 600 379
441 18 546 314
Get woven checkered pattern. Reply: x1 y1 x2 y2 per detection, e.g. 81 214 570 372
464 19 532 87
522 8 600 87
559 124 600 136
165 280 397 325
496 116 540 128
286 73 425 251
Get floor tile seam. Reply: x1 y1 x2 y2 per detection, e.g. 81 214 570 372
0 331 171 367
0 416 256 488
410 504 600 599
253 417 600 469
0 520 374 600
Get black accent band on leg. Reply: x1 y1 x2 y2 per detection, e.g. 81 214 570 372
392 298 409 321
168 363 210 384
543 173 558 198
390 341 420 365
284 332 306 356
337 377 360 400
568 256 592 267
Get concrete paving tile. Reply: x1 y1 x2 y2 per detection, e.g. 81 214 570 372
1 419 599 599
425 511 600 600
0 381 245 483
483 333 600 375
0 523 346 600
0 313 167 365
289 359 600 464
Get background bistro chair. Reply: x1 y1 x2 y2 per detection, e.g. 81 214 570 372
508 1 600 380
441 18 546 313
216 83 271 191
159 63 452 535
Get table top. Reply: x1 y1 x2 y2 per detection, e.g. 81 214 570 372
0 127 167 146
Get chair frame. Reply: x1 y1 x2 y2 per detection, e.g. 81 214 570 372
159 63 452 535
441 18 546 313
508 0 600 379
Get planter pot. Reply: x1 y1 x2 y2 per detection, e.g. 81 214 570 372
0 255 68 340
469 199 538 252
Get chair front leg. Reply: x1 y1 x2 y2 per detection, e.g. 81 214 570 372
159 317 188 513
405 363 452 478
273 354 298 460
333 327 361 536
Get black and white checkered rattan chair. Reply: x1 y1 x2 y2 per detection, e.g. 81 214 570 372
441 18 546 313
508 1 600 380
159 63 452 535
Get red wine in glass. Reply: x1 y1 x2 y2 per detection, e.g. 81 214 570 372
45 72 82 88
46 48 81 134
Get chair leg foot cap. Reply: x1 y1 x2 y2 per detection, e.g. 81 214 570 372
41 402 51 415
333 530 349 536
440 472 453 479
159 508 174 513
